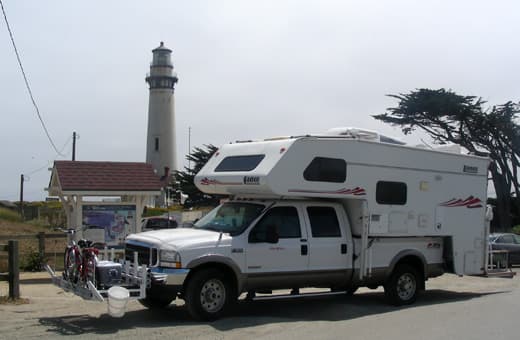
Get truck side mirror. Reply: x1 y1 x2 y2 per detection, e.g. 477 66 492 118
266 224 279 244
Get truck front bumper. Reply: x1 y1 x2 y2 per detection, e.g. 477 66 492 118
150 267 190 286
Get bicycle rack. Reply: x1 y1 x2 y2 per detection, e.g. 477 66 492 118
45 250 149 303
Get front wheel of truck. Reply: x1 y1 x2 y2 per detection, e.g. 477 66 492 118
184 268 235 321
384 264 421 306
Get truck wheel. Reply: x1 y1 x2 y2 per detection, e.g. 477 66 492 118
184 268 234 321
384 264 421 306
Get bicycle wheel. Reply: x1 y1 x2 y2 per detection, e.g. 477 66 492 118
83 250 98 284
64 247 81 283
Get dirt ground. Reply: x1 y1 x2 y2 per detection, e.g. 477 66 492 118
0 268 518 340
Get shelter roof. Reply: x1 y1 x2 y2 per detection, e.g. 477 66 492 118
48 161 164 195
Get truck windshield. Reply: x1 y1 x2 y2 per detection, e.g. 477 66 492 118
194 202 265 235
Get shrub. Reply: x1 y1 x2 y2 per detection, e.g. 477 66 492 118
512 225 520 235
20 248 43 272
142 207 168 217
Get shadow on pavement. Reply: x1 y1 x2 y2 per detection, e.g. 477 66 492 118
38 289 507 335
20 277 52 285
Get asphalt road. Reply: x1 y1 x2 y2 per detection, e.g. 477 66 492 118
0 269 518 340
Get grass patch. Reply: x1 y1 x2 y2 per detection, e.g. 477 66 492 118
0 208 21 223
0 219 50 235
25 219 50 228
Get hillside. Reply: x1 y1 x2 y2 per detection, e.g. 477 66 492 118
0 219 50 235
0 205 61 236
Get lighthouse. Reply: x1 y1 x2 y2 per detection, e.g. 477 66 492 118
145 42 178 177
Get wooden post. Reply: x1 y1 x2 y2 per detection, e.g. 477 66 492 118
8 240 20 299
37 232 45 269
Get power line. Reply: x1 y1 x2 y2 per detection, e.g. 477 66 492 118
23 133 73 176
0 0 65 156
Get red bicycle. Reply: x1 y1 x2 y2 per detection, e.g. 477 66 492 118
62 229 100 285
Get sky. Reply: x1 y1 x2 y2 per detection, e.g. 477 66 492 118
1 0 519 201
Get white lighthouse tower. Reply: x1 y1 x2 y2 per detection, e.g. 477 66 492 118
145 42 178 177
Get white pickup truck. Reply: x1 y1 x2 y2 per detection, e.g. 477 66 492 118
127 198 444 320
126 127 500 320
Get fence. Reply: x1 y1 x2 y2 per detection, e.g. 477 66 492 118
0 233 67 272
0 240 20 298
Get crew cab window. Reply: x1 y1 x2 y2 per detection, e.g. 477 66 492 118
249 206 301 242
303 157 346 183
215 155 265 172
307 206 341 238
194 202 265 235
376 181 407 205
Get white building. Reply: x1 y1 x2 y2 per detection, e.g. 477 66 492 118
145 42 178 177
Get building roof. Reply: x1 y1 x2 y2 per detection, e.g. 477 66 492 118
152 41 172 53
49 161 164 194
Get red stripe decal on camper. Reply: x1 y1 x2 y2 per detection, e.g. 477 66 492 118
199 177 242 186
439 196 483 209
288 187 366 196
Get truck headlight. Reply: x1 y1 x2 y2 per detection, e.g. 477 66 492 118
160 250 182 268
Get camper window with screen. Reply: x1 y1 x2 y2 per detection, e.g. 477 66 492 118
303 157 346 183
214 155 265 172
376 181 407 205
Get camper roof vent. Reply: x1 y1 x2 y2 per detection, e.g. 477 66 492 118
324 127 406 145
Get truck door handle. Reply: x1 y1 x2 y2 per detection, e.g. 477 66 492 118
301 244 308 256
341 244 347 254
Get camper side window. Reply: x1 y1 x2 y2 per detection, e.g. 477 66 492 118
303 157 346 183
307 206 341 238
215 155 265 172
376 181 407 205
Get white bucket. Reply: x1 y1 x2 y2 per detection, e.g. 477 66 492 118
107 286 130 318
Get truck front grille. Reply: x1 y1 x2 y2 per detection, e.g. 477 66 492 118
125 243 158 266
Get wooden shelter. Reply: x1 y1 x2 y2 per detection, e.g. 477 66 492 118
47 161 163 244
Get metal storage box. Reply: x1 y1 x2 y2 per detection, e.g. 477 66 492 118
96 261 122 289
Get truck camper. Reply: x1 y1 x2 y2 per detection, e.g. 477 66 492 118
193 127 490 277
47 127 514 321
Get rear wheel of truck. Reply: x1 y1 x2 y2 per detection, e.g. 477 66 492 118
384 264 421 306
184 268 235 321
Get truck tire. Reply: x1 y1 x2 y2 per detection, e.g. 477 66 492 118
184 268 235 321
384 264 421 306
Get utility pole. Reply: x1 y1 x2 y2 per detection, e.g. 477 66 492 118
19 174 24 221
72 131 77 161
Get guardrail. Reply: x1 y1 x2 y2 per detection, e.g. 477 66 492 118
0 240 20 298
